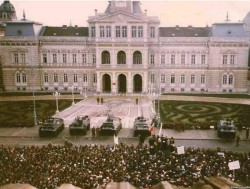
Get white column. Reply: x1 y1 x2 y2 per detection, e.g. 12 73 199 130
143 71 148 94
128 72 132 94
96 72 101 93
111 72 116 94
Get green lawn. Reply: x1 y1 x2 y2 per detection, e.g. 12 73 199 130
0 100 73 127
162 93 250 99
159 101 250 130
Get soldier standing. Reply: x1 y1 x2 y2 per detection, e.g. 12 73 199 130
92 126 96 138
97 97 100 105
246 127 249 140
236 133 240 147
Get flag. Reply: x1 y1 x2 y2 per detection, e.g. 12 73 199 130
158 123 163 136
114 134 119 145
149 123 154 134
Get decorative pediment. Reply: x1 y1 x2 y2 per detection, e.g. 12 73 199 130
93 12 147 23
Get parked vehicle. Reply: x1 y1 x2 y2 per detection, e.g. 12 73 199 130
133 116 151 137
217 119 236 138
39 117 64 137
69 115 90 135
100 117 122 135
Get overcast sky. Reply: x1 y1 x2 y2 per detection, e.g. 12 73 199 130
8 0 250 27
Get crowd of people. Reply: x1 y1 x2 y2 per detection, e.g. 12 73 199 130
0 135 249 189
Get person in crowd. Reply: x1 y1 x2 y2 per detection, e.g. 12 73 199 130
92 126 96 138
236 133 240 147
96 97 100 105
0 136 249 189
246 127 249 140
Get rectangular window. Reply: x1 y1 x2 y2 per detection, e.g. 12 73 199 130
201 74 205 84
230 55 235 64
74 73 78 83
181 54 185 64
191 55 196 64
171 74 175 84
83 73 88 82
72 54 77 63
44 74 48 83
191 75 195 84
201 54 206 64
62 54 67 63
150 74 155 84
223 55 227 64
92 54 96 64
150 26 155 38
150 54 155 65
106 26 111 37
22 74 26 83
181 74 185 84
100 26 105 37
91 26 96 37
82 54 87 64
171 54 175 64
122 26 127 37
161 74 165 83
138 26 143 37
93 74 97 83
14 53 18 63
161 54 165 65
54 73 58 83
201 75 205 84
42 54 47 63
64 73 68 83
116 26 121 37
132 26 137 37
21 53 26 63
52 54 57 63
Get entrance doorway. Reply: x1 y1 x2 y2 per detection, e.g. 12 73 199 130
102 74 111 93
133 74 142 93
118 74 126 93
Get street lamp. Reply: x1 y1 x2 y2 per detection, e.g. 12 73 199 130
84 83 87 99
30 47 37 127
53 91 60 115
71 86 75 105
31 66 37 127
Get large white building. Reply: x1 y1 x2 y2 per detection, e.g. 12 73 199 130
0 0 249 94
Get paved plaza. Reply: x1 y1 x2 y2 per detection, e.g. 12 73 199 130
57 96 155 128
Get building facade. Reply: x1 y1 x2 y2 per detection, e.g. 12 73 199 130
0 0 249 94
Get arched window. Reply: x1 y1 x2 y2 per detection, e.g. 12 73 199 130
22 73 26 83
222 74 227 85
117 51 126 64
229 74 234 85
133 51 142 64
16 72 21 83
102 51 110 64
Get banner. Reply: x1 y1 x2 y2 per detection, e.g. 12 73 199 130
228 160 240 170
177 146 185 155
114 135 119 145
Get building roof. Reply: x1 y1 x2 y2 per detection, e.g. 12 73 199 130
211 22 247 37
159 26 210 37
0 0 16 13
42 26 88 36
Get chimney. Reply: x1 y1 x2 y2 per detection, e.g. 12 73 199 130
188 25 192 29
175 25 180 30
